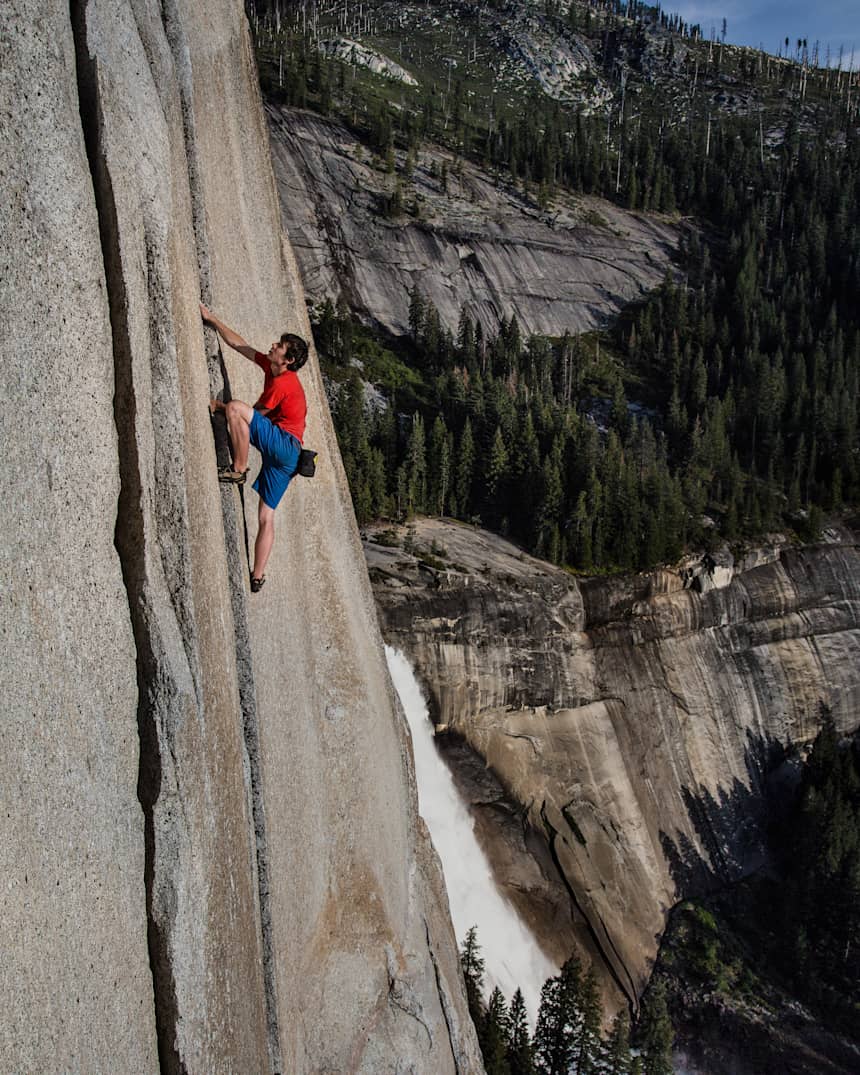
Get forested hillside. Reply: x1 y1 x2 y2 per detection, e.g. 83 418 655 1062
252 0 859 570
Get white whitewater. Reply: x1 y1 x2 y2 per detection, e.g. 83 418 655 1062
386 646 557 1022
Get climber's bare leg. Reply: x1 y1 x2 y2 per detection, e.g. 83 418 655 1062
221 399 253 473
253 501 276 581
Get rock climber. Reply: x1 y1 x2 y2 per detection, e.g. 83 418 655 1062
201 303 308 593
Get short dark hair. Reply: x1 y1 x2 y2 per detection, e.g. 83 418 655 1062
280 332 309 371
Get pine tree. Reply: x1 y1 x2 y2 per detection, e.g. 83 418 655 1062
428 415 452 516
637 978 674 1075
602 1011 633 1074
334 371 365 461
315 297 340 358
507 988 535 1075
335 295 352 363
485 425 510 523
377 405 398 477
367 447 389 520
405 413 427 515
518 411 543 548
467 369 485 419
481 987 511 1075
422 301 443 372
571 490 593 570
533 956 583 1075
394 466 408 521
641 471 666 568
408 286 426 341
611 379 629 440
458 306 477 366
456 418 476 517
460 926 485 1030
575 968 602 1074
535 443 563 562
354 473 373 526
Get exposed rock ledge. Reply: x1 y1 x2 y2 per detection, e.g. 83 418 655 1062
366 518 860 1013
266 105 681 336
319 38 419 85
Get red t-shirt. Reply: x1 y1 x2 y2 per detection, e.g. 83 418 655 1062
254 351 307 444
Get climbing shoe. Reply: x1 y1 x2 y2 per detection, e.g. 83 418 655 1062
218 466 248 485
250 575 266 593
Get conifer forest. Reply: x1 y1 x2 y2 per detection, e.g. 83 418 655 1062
252 0 859 573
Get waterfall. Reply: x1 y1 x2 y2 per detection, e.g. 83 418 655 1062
386 646 556 1022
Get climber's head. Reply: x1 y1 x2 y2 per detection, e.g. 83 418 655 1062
272 332 309 372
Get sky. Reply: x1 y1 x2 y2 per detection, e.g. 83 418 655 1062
670 0 859 65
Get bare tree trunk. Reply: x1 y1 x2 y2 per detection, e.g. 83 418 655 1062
615 69 626 194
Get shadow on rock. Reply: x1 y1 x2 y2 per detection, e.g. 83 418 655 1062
659 728 800 900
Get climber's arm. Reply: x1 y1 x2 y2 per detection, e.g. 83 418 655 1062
200 303 257 362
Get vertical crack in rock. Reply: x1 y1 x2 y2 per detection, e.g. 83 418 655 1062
539 802 639 1017
385 944 434 1048
71 5 184 1068
423 920 464 1075
156 3 283 1070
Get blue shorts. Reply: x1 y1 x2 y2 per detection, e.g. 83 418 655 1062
249 410 301 509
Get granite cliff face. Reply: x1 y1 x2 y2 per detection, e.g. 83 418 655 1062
266 105 681 337
366 518 860 1014
0 4 480 1072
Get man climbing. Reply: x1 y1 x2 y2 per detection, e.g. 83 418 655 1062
201 303 308 593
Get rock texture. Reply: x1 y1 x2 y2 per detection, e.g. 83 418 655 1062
267 106 680 337
366 518 860 1014
319 38 419 85
0 3 157 1069
1 3 481 1072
